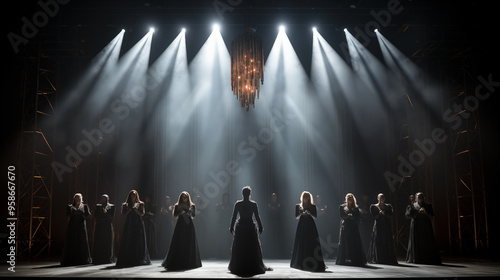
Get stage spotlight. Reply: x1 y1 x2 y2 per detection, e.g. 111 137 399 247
344 28 347 32
150 27 155 33
312 27 317 32
213 23 220 31
279 25 285 32
181 27 186 33
374 28 379 33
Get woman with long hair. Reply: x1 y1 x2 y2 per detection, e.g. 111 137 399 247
162 191 202 271
92 194 115 264
61 193 92 266
367 193 398 264
116 190 151 267
405 192 441 264
228 186 269 276
290 191 326 272
336 193 366 266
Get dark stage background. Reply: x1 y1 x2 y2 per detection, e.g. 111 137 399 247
1 0 499 263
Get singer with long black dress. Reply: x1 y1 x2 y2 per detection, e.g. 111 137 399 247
60 193 92 266
92 194 115 264
228 186 269 276
162 191 202 271
290 191 326 272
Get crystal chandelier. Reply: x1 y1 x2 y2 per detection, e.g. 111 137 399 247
230 29 264 111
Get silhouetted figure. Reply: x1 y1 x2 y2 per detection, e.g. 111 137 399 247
367 193 398 264
143 195 158 259
336 193 366 266
61 193 92 266
358 194 374 256
406 192 441 265
116 190 151 267
228 186 269 276
216 192 232 259
92 194 115 264
162 191 202 271
290 191 326 272
157 195 175 257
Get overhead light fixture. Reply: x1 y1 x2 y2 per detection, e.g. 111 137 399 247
230 28 264 111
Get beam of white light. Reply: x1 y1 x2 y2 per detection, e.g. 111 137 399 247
262 25 312 200
342 30 397 182
111 30 154 190
188 23 236 200
309 29 348 171
84 30 153 118
213 23 220 32
146 30 190 151
376 31 442 120
54 30 124 123
345 29 393 103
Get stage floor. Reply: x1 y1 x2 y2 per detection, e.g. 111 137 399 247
2 258 499 279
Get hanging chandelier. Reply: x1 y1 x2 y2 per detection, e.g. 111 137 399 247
230 29 264 111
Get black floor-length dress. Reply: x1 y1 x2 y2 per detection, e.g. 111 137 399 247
60 204 92 266
367 203 398 264
405 202 441 264
290 204 326 272
228 200 267 276
162 204 202 271
92 203 115 264
116 203 151 267
336 204 366 266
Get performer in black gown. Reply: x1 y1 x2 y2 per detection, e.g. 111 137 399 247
61 193 92 266
367 193 398 264
92 194 115 264
116 190 151 267
336 193 366 266
290 191 326 272
162 191 202 271
228 186 269 276
405 192 441 265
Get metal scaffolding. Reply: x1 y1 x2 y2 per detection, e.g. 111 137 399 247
16 44 56 259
